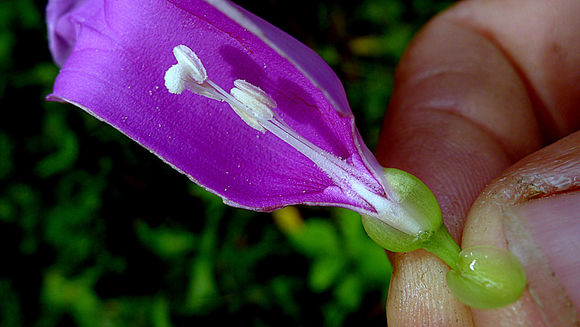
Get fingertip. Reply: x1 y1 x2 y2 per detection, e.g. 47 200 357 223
386 251 474 327
508 192 580 310
461 132 580 326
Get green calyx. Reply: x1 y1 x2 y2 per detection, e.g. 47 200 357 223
361 168 527 309
361 168 444 253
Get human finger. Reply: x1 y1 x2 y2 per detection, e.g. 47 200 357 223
462 131 580 327
375 0 580 325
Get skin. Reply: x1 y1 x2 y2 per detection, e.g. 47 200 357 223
375 0 580 326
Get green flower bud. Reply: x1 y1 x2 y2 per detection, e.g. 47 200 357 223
446 246 526 309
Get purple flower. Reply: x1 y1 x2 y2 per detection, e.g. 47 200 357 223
47 0 532 310
46 0 427 236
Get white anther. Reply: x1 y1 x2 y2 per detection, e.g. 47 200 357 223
227 102 267 132
173 45 207 83
165 45 221 99
230 80 275 121
164 64 187 94
234 80 276 110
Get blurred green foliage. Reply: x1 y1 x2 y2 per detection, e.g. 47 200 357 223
0 0 453 326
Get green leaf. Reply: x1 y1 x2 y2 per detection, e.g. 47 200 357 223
186 256 218 312
35 110 79 178
136 221 195 259
0 131 13 179
334 274 363 310
309 256 345 292
289 219 340 257
151 296 173 327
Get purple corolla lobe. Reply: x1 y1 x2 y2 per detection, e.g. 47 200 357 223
46 0 396 222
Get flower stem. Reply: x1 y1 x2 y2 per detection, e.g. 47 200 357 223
421 225 460 271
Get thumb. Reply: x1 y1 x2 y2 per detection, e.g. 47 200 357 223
463 131 580 327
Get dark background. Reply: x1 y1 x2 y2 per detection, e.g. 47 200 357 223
0 0 453 326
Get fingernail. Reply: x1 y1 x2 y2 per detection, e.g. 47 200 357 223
504 191 580 324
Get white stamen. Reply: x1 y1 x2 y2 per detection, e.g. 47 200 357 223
164 64 187 94
173 45 207 83
185 81 222 101
231 80 276 118
165 45 218 99
230 80 274 123
163 44 411 232
227 101 268 132
205 79 270 133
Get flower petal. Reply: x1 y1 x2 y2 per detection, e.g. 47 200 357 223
47 0 385 212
